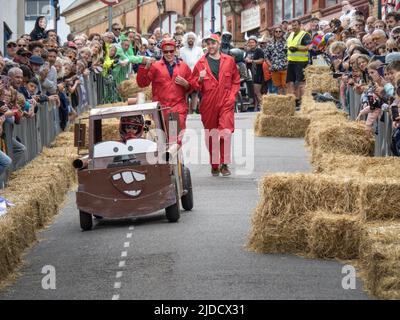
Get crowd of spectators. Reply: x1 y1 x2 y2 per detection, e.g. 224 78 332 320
2 3 400 181
0 15 204 181
246 2 400 155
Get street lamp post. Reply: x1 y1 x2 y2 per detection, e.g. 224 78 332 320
108 5 113 32
157 0 165 33
211 0 215 33
98 1 120 32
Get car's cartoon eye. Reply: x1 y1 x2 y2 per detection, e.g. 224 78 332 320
94 141 128 158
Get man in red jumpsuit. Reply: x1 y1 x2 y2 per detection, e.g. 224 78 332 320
190 34 240 176
137 39 192 142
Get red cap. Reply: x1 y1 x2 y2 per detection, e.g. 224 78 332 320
204 34 221 43
161 39 176 50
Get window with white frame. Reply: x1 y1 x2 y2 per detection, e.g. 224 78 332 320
160 12 178 35
193 0 225 37
25 0 51 18
273 0 314 24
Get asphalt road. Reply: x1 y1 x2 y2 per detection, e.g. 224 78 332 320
0 113 369 300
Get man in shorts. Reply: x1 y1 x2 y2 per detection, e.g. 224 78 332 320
286 19 311 109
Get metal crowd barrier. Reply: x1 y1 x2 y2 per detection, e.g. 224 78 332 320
0 69 126 186
346 86 394 157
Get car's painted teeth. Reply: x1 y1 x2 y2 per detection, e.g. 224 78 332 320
122 171 134 184
112 173 121 181
124 190 142 197
132 172 146 181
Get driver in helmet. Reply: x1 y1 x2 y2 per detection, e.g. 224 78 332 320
119 115 145 143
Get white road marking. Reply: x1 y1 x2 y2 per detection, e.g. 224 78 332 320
111 225 134 300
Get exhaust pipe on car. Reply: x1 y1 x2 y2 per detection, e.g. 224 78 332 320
73 155 89 169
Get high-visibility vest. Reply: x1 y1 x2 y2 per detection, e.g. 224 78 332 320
287 31 309 62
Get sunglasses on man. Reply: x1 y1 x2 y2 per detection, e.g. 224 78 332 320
163 50 175 54
125 124 140 130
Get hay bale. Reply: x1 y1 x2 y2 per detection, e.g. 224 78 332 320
304 65 339 93
305 73 339 93
300 96 348 120
308 211 362 260
247 211 310 254
261 94 296 117
257 173 361 216
247 173 362 255
0 131 76 284
359 179 400 221
313 153 400 179
304 65 331 79
254 114 311 138
118 74 152 102
306 118 374 156
359 221 400 299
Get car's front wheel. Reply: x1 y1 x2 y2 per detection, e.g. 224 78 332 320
80 210 93 231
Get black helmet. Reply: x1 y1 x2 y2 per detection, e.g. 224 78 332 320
221 32 232 44
229 48 245 63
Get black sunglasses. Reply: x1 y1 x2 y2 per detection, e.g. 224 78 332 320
125 124 140 130
389 48 399 52
163 50 174 54
114 28 121 31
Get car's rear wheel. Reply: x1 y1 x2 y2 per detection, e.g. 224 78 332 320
80 210 93 231
166 180 181 222
181 166 193 211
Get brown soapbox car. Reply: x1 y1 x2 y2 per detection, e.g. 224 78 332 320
73 102 193 231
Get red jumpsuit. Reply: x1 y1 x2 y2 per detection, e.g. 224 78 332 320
137 59 192 141
190 53 240 168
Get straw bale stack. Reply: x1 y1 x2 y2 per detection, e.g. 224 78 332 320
247 173 362 255
306 117 374 157
359 222 400 299
261 94 296 117
249 63 400 300
0 132 76 285
304 65 338 94
307 211 362 260
254 114 310 138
